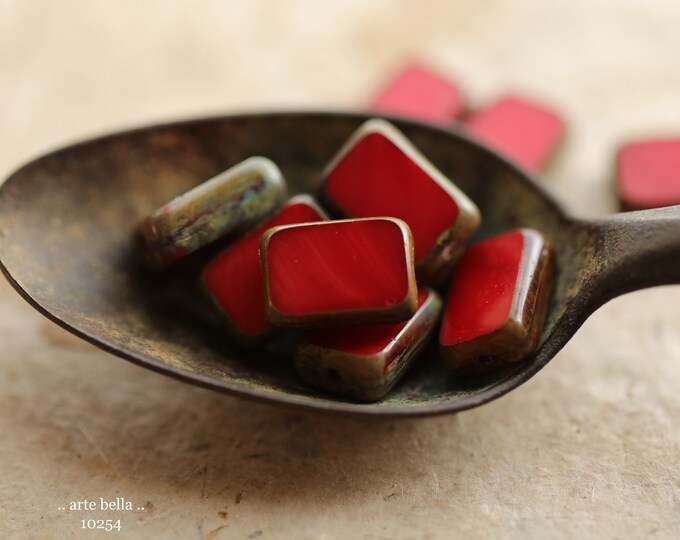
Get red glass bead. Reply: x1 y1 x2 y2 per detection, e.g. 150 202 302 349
616 138 680 211
369 65 465 123
295 288 442 402
261 217 418 328
465 95 565 172
202 195 327 345
439 228 553 374
321 119 480 284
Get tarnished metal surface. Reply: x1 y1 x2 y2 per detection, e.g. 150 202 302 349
0 111 678 416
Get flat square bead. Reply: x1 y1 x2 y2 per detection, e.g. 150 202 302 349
616 138 680 210
295 287 441 402
465 95 565 172
369 65 465 123
202 195 327 345
260 217 418 328
320 118 480 284
137 156 286 267
439 228 553 375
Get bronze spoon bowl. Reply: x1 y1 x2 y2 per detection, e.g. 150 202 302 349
1 111 678 417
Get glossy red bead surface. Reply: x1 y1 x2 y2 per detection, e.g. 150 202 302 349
203 196 326 340
440 230 524 346
369 65 464 123
439 228 553 375
261 218 417 328
616 139 680 210
325 131 456 262
465 95 564 172
321 119 480 283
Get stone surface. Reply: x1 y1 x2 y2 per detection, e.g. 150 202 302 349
440 229 552 374
616 138 680 210
321 118 480 283
296 288 441 402
465 95 565 172
369 64 465 122
261 218 417 328
202 196 327 344
2 1 680 538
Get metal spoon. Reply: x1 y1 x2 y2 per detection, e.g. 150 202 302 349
0 112 677 417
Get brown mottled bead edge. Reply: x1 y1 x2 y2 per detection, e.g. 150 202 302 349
440 229 554 376
415 197 481 285
137 156 287 268
260 217 418 329
295 288 442 402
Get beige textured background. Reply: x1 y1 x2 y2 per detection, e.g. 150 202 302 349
2 1 680 538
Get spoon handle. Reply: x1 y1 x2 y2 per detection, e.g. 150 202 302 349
590 205 680 302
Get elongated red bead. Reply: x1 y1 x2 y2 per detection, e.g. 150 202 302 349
616 138 680 211
439 229 553 374
465 95 565 172
261 217 418 328
202 196 327 345
320 119 480 284
295 288 442 402
369 65 465 123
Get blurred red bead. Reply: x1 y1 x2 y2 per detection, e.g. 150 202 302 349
616 138 680 211
465 95 565 172
369 65 465 123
